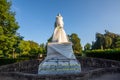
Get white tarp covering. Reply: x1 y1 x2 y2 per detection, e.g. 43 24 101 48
46 42 75 59
52 13 68 43
52 27 68 43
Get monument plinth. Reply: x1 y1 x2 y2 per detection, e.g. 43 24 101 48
38 13 81 75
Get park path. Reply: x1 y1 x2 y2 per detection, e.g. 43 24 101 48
89 73 120 80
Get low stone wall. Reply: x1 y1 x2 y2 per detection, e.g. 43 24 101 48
78 57 120 68
0 59 41 74
0 57 120 80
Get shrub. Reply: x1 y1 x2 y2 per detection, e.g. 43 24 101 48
0 58 29 66
85 49 120 61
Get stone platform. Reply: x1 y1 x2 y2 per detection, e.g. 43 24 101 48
38 59 81 75
38 42 81 75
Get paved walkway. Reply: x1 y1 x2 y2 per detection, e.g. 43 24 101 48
89 73 120 80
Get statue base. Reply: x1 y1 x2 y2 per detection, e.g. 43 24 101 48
38 42 81 75
38 58 81 75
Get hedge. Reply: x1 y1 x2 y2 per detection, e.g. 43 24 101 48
84 49 120 61
0 58 29 66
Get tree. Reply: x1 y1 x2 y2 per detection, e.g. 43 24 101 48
84 43 91 51
115 37 120 48
104 35 112 49
95 33 104 49
39 43 46 54
47 36 52 42
69 33 82 54
92 30 120 50
28 41 40 56
0 0 21 58
17 40 46 59
18 40 30 55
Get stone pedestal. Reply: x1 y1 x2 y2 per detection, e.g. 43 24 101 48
38 42 81 75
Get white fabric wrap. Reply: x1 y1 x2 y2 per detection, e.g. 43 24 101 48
46 42 76 59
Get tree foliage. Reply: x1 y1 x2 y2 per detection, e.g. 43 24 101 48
84 43 91 51
18 40 46 58
69 33 82 54
0 0 46 59
92 30 120 49
115 37 120 48
0 0 22 58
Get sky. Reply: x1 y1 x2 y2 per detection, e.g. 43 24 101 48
11 0 120 47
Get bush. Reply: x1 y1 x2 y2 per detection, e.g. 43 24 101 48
0 58 29 66
75 53 82 57
84 49 120 61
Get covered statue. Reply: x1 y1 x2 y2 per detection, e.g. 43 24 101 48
38 13 81 75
